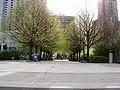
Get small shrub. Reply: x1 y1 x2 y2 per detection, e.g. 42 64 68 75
90 55 108 63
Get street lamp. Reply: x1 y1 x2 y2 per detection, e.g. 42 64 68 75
1 40 5 51
85 0 87 10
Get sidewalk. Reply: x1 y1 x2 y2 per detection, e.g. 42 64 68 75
0 61 120 90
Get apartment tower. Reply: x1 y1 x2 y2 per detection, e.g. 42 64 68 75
98 0 118 34
0 0 47 51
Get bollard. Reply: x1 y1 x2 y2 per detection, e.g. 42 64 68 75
109 50 113 64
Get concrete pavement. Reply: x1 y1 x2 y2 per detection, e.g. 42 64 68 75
0 61 120 90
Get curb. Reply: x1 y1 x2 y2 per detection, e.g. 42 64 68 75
0 87 120 90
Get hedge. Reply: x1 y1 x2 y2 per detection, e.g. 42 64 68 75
0 51 24 60
90 55 109 63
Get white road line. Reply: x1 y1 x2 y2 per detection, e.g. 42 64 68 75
0 72 15 77
106 86 120 88
50 86 72 88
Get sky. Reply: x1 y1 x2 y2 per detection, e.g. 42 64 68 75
47 0 120 20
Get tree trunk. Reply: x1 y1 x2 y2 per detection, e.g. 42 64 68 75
69 54 72 61
79 51 81 62
39 47 42 60
29 46 33 60
87 46 89 63
50 52 53 60
39 51 42 60
77 52 78 60
79 47 81 59
35 46 38 53
73 53 76 61
83 43 85 56
43 51 45 58
47 51 52 60
46 52 48 60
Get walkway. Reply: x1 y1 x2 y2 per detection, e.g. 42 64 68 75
0 61 120 90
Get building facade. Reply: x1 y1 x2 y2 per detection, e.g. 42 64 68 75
59 15 75 28
98 0 120 63
98 0 118 32
0 0 46 51
98 0 118 17
0 0 20 51
0 0 19 19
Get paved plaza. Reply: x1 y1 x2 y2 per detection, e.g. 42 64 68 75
0 61 120 90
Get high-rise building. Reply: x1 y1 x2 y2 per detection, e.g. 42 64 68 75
0 0 19 20
98 0 118 17
98 0 120 63
0 0 20 51
98 0 118 32
0 0 47 51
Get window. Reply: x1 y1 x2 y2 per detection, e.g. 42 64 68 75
3 45 7 51
4 12 7 14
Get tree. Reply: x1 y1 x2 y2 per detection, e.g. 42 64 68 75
38 15 59 60
99 14 120 62
76 10 103 62
1 0 59 60
93 30 120 63
65 20 83 61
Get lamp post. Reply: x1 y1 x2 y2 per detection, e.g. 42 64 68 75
109 17 114 64
1 40 5 51
85 0 87 10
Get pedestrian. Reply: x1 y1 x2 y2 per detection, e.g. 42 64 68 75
32 53 38 62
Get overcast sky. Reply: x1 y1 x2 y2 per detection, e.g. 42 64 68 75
47 0 120 20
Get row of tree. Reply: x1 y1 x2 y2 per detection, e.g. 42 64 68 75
1 0 120 62
1 0 60 60
65 10 120 62
65 11 103 62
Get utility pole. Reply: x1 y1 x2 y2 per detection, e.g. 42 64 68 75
85 0 87 10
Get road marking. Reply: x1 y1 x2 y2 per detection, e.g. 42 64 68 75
54 60 69 62
50 86 72 88
106 86 120 88
0 72 15 77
